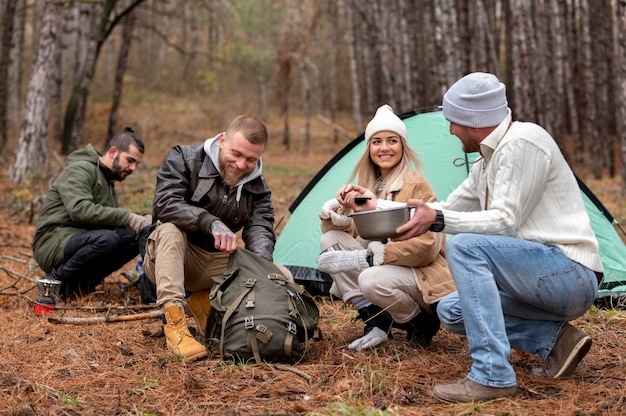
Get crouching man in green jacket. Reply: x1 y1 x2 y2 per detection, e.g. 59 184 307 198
32 127 151 299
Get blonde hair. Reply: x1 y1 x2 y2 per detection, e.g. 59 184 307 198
349 135 423 198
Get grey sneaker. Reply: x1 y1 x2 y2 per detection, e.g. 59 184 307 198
433 378 517 403
532 323 592 379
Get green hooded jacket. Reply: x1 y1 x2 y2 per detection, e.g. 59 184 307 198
32 144 132 272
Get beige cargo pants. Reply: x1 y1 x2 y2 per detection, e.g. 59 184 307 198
143 222 292 309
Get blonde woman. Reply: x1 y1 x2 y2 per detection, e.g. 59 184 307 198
317 104 455 351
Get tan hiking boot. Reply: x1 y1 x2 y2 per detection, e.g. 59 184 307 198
186 290 211 337
164 305 207 361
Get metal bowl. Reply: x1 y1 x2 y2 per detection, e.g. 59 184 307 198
349 206 412 240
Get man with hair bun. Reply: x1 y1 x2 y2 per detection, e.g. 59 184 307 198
33 127 151 299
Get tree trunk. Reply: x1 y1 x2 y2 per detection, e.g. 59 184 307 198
342 0 362 132
545 0 568 159
617 0 626 196
9 0 61 184
107 9 136 141
61 0 147 154
579 0 599 176
0 0 17 150
509 0 533 119
6 0 24 138
433 0 460 94
397 0 411 110
590 0 613 177
329 0 339 143
300 60 311 152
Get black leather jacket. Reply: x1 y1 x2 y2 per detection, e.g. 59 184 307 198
152 143 275 261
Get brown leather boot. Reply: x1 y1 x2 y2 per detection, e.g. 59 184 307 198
164 305 207 361
186 290 211 337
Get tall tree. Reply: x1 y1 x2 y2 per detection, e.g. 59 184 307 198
61 0 146 154
343 0 363 133
617 0 626 196
590 0 614 177
9 0 61 184
0 0 17 152
107 9 136 140
6 0 24 139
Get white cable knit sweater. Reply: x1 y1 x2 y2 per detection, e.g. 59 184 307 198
380 110 603 273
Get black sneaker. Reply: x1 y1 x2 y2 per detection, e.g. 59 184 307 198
395 308 440 348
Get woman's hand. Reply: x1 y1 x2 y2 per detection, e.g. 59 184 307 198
336 184 377 212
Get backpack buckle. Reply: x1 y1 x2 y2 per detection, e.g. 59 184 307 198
287 321 297 335
244 316 254 329
245 278 257 288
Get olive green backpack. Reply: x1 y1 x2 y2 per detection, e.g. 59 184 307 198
205 248 321 364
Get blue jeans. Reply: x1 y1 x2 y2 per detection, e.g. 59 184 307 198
437 233 598 388
51 228 139 297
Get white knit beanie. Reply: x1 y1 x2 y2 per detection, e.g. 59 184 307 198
442 72 508 128
364 104 407 142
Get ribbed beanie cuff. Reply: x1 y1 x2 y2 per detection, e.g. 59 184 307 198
365 104 408 141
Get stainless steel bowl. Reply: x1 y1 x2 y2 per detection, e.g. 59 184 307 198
349 206 412 240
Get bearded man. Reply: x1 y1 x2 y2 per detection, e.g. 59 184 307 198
142 115 276 361
32 127 150 299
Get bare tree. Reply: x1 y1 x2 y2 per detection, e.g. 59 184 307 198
5 0 24 138
9 0 61 184
618 0 626 196
590 0 614 177
546 0 569 158
328 0 340 143
433 0 460 94
579 0 599 176
342 0 363 132
61 0 147 154
0 0 17 151
107 9 137 140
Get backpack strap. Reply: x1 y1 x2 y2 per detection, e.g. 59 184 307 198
246 318 263 364
284 321 297 358
219 278 256 359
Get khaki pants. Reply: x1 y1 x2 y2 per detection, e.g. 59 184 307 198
144 222 292 309
143 222 229 308
320 229 431 323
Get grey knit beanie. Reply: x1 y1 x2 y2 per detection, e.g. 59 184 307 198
442 72 508 128
364 104 407 142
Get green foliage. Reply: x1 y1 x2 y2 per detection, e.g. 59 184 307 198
217 354 250 370
131 375 160 395
40 384 88 409
196 69 219 94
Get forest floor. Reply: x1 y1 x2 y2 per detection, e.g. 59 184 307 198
1 99 626 415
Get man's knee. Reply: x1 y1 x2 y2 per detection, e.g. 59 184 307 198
152 222 187 243
437 292 464 331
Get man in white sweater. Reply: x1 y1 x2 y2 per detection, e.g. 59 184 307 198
350 72 603 403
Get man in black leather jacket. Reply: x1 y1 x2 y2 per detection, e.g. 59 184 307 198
142 115 276 361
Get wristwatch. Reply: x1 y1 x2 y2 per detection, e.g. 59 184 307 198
429 210 445 232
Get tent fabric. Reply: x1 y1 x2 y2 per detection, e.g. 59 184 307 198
273 108 626 303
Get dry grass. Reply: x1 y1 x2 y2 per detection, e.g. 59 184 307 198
1 96 625 415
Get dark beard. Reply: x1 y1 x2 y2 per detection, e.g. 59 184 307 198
111 155 131 180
